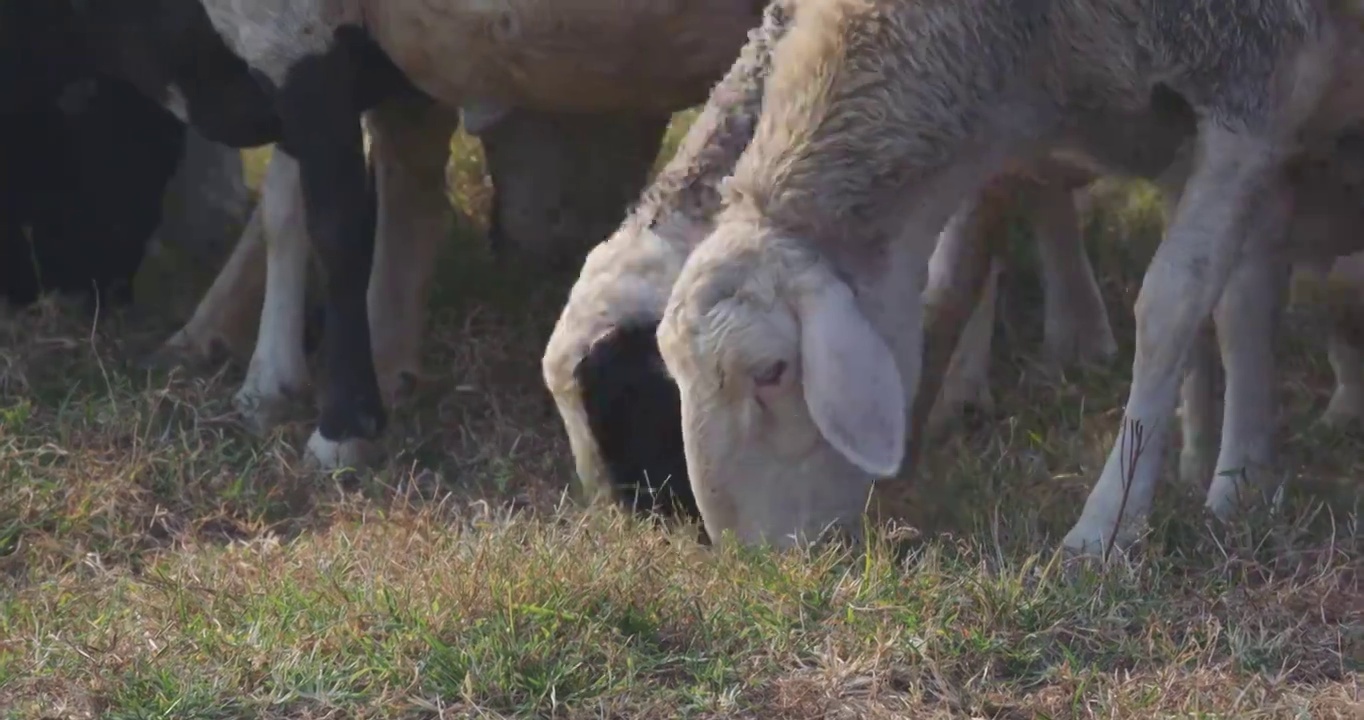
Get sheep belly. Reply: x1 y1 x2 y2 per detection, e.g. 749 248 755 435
365 0 761 113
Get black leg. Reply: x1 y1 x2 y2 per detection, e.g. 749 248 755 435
274 41 385 449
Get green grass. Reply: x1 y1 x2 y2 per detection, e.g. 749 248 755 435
1 115 1361 719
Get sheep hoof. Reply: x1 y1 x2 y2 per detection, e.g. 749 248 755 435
1205 468 1281 522
1177 446 1215 492
234 386 308 436
379 369 420 408
1042 321 1118 369
305 430 381 472
140 331 233 373
1060 516 1141 562
1320 387 1364 428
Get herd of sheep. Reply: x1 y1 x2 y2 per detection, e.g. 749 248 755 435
5 0 1364 561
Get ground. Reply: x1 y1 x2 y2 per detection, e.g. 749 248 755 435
1 116 1361 719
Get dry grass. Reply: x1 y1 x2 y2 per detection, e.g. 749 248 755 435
1 117 1361 719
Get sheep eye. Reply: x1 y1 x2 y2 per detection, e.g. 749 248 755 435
753 360 787 388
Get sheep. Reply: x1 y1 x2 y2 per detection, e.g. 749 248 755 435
542 0 795 529
542 0 1132 531
655 0 1364 553
160 0 772 469
0 0 263 310
0 76 168 308
0 0 299 313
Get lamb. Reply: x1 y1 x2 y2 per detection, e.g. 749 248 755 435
541 0 1130 531
656 0 1364 553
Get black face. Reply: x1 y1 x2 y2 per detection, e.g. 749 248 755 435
574 322 705 539
73 0 281 147
0 74 186 309
1 2 189 309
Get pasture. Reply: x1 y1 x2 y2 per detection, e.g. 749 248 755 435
1 114 1360 719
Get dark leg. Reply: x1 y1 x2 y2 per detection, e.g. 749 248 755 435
273 38 385 466
904 175 1017 472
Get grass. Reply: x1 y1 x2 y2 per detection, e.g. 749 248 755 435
1 115 1362 719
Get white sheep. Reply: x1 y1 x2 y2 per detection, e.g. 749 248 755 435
656 0 1364 553
541 0 1127 530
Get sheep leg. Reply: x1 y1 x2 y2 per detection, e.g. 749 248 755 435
908 177 1016 468
1177 320 1222 492
1203 248 1290 519
364 92 459 407
1061 126 1291 557
148 202 267 369
233 151 313 435
1032 177 1117 366
276 68 388 470
1324 307 1364 426
1322 253 1364 426
925 256 1000 436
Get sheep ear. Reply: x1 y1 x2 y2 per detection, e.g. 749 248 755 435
797 280 906 477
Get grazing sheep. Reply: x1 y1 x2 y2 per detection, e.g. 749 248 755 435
0 0 268 310
542 0 795 528
656 0 1364 552
542 0 1123 531
0 0 297 312
171 0 770 469
0 74 184 309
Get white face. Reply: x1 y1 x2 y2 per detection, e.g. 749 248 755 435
657 219 918 548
